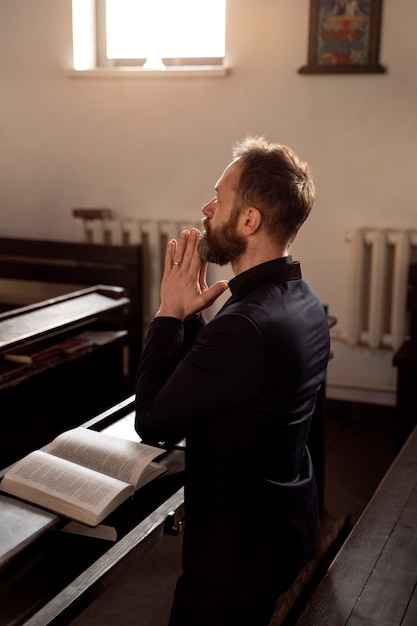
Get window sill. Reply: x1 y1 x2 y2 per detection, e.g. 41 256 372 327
65 65 228 79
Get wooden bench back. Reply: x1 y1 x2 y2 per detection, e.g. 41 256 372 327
0 237 143 389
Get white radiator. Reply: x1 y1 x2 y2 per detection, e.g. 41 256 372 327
74 216 200 326
345 228 417 350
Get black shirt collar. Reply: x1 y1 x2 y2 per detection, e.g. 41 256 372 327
229 256 302 297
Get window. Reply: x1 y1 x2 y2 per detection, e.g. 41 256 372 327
71 0 227 75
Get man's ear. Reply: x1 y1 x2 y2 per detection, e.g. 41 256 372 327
240 207 262 235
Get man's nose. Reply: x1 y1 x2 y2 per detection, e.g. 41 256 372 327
202 198 215 218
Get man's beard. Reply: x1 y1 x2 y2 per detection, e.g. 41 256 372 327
198 206 247 266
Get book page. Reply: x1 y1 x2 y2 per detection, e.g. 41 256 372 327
0 451 133 526
45 427 165 489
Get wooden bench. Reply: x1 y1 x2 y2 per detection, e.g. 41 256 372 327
0 287 131 467
0 237 143 390
294 425 417 625
0 397 186 625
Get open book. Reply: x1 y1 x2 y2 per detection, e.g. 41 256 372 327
0 427 167 527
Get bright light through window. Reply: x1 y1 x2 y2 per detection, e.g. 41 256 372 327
105 0 226 60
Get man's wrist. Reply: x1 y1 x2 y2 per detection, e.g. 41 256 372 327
155 308 184 321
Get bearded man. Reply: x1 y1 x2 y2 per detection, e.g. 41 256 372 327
135 136 330 626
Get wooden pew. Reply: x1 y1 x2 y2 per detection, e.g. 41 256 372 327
295 425 417 625
0 286 131 467
0 237 143 390
0 397 185 625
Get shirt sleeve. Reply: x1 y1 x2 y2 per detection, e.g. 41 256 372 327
135 313 264 443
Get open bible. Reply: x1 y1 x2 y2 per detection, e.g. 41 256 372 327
0 427 167 527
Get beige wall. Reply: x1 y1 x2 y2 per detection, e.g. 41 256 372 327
1 0 416 405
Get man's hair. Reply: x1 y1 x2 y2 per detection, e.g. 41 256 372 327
232 136 316 245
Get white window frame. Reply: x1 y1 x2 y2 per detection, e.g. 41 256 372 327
69 0 228 79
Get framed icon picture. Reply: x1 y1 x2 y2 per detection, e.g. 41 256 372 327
299 0 386 74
